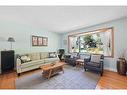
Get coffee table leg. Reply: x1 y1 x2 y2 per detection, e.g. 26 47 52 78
76 62 78 68
76 62 80 68
48 69 52 79
62 67 64 73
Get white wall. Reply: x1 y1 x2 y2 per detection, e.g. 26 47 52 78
61 17 127 72
0 21 61 54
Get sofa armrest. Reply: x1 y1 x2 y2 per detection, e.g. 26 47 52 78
100 60 103 68
100 60 104 75
16 58 22 73
17 58 21 65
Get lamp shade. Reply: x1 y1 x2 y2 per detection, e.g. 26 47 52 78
7 37 15 42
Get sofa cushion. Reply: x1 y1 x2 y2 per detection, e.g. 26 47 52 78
21 64 44 73
91 54 101 63
86 62 100 68
21 59 44 68
28 53 40 61
40 52 49 59
44 58 59 63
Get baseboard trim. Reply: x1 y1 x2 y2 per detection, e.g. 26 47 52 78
104 67 117 72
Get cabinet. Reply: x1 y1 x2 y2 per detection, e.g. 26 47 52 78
0 50 14 74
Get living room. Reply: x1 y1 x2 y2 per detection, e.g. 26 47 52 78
0 4 127 95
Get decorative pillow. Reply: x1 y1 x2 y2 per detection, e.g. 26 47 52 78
26 57 31 61
91 54 101 63
79 54 90 60
20 55 31 63
49 52 57 58
71 53 77 58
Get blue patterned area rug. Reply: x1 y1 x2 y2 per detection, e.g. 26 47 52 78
16 65 100 89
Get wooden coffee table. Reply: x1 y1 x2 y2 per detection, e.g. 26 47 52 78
40 62 64 79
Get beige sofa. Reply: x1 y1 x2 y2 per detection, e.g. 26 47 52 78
16 52 59 75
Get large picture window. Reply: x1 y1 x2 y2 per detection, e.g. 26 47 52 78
68 27 114 57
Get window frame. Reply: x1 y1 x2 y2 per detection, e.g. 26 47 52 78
68 27 114 58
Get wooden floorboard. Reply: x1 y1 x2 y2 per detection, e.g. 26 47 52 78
0 66 127 89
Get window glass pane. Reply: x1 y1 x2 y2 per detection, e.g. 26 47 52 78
69 36 79 53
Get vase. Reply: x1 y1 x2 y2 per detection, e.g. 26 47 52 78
117 58 126 75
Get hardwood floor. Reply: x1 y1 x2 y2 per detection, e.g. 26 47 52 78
0 67 127 89
96 70 127 89
0 71 16 89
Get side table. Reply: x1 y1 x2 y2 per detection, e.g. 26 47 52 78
76 59 84 68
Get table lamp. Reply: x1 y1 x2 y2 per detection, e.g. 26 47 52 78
7 37 15 50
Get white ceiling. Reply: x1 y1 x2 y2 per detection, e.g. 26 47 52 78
0 6 127 33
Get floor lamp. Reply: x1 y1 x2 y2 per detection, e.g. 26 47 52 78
7 37 15 50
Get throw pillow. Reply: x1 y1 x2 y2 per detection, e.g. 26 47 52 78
20 55 31 63
71 53 77 58
91 54 101 63
49 52 57 58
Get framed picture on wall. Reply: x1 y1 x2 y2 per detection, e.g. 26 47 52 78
42 37 48 46
38 37 43 46
32 36 38 46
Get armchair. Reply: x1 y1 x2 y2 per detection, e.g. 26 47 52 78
64 53 79 66
84 54 104 76
65 56 77 66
